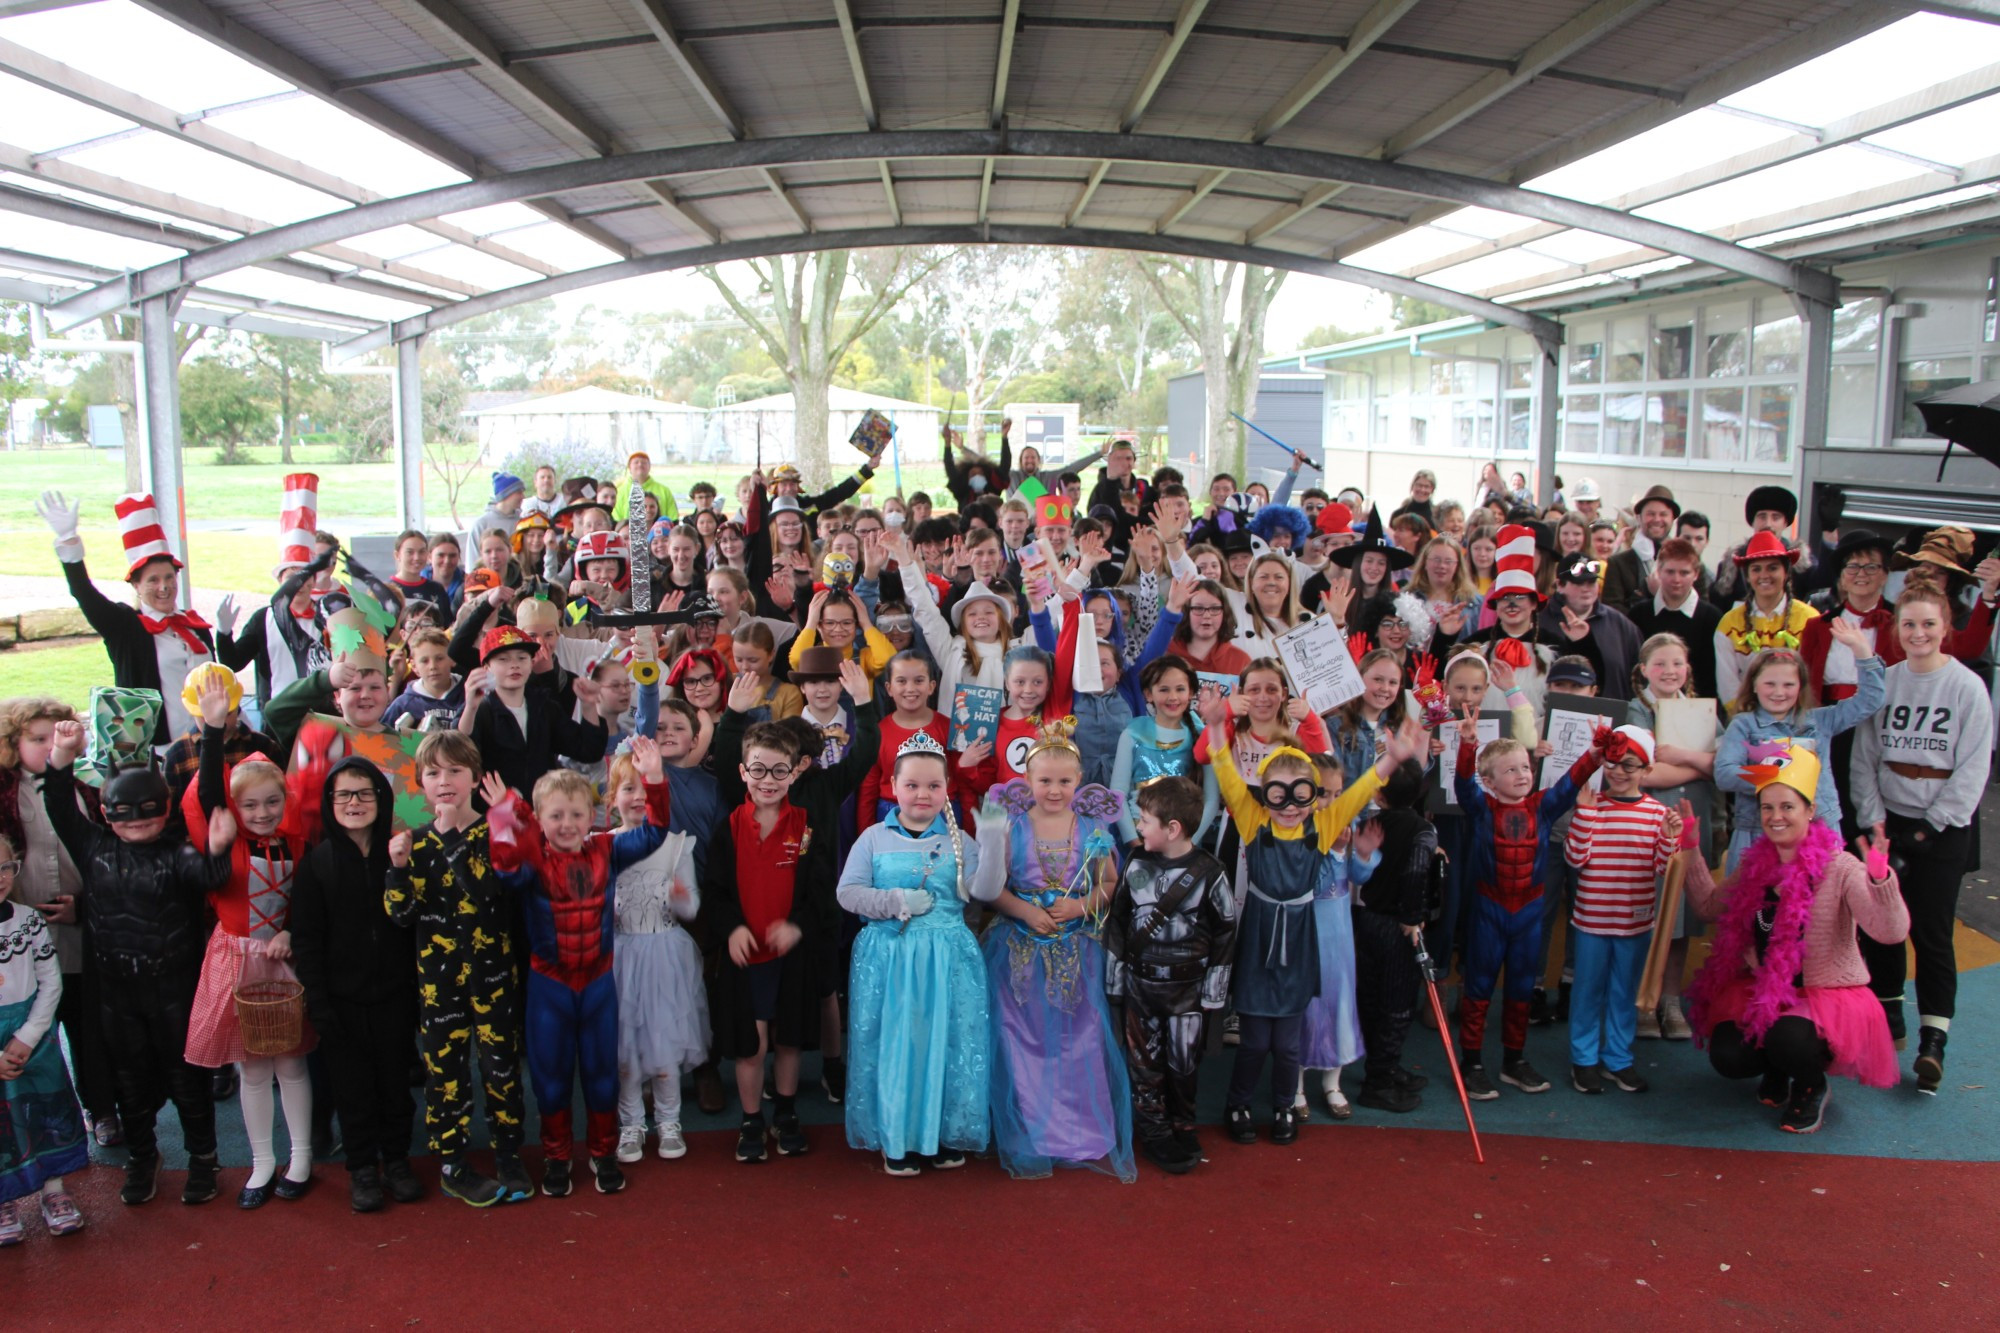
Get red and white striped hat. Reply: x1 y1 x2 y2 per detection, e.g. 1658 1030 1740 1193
114 493 181 579
1490 523 1541 601
278 473 320 572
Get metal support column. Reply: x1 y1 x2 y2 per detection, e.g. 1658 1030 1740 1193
137 290 190 606
1531 334 1561 508
1790 288 1837 505
394 335 427 533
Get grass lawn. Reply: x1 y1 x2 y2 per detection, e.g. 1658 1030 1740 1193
0 639 113 711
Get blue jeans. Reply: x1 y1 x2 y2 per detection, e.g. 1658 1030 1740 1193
1568 931 1647 1072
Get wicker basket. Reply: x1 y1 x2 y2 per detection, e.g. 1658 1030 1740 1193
234 978 305 1056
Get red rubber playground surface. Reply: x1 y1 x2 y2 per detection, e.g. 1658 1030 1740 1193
8 1127 1995 1329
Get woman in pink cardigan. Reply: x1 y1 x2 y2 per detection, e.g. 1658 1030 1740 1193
1681 741 1908 1135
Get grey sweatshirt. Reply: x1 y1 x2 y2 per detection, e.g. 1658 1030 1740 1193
1852 657 1994 831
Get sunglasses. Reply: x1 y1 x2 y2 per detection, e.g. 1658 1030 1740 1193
1260 778 1324 810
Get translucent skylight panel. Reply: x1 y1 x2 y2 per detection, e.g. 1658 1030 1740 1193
1746 184 2000 246
435 203 556 236
1523 108 1792 203
1720 13 2000 126
342 225 458 263
1636 146 1933 233
0 73 134 153
1341 226 1485 274
1864 94 2000 169
1424 249 1579 296
1522 229 1641 265
388 245 548 290
0 210 182 269
1 0 290 114
205 98 466 199
1425 207 1530 241
481 222 621 272
64 133 348 223
194 266 432 322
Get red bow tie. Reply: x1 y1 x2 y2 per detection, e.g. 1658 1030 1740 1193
139 609 213 653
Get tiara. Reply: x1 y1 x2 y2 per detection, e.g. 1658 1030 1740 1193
896 730 948 761
1023 715 1080 765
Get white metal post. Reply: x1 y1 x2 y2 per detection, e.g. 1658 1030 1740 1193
1531 333 1561 507
138 290 190 607
1790 290 1836 503
395 334 427 532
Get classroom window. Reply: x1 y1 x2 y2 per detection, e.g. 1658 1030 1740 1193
1603 391 1644 456
1704 301 1749 378
1609 318 1646 382
1697 388 1745 461
1563 394 1600 452
1651 314 1693 380
1647 390 1689 458
1897 358 1973 438
1827 365 1877 449
1566 329 1602 385
1754 301 1801 375
1752 384 1794 462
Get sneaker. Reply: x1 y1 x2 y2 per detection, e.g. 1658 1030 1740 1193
349 1165 386 1213
820 1056 846 1105
494 1153 534 1203
616 1126 645 1164
882 1154 921 1177
382 1158 425 1204
1757 1071 1790 1107
735 1116 768 1164
1571 1063 1605 1094
1222 1014 1240 1046
1780 1082 1828 1134
1356 1078 1421 1114
181 1154 220 1206
1659 998 1693 1041
440 1164 504 1208
589 1156 626 1194
656 1122 688 1160
1270 1106 1299 1146
1501 1057 1551 1094
1460 1062 1499 1102
1225 1105 1256 1144
540 1157 573 1198
1322 1073 1352 1120
0 1200 22 1247
1914 1028 1947 1095
1391 1066 1429 1093
1635 1008 1663 1040
121 1153 160 1206
91 1113 124 1148
774 1109 809 1157
39 1191 85 1238
930 1148 966 1170
1529 988 1553 1027
1140 1136 1197 1176
1604 1065 1650 1094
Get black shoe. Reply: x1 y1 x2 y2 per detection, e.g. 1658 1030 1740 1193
930 1148 966 1170
1604 1065 1649 1094
350 1166 385 1214
1460 1062 1499 1101
91 1113 124 1148
1883 999 1907 1049
774 1108 809 1157
1529 988 1553 1027
1270 1106 1299 1146
121 1153 161 1206
541 1157 573 1198
1501 1056 1551 1094
210 1066 237 1101
1357 1078 1421 1114
882 1154 921 1177
820 1056 846 1105
382 1159 425 1204
494 1153 533 1203
1780 1082 1828 1134
590 1156 626 1194
1226 1106 1257 1145
181 1154 219 1206
735 1115 768 1164
1141 1137 1198 1175
695 1064 727 1116
274 1171 314 1201
237 1180 276 1210
1914 1027 1947 1095
439 1164 503 1208
1391 1066 1429 1093
1757 1071 1789 1106
1555 980 1572 1023
1571 1063 1605 1094
1172 1126 1202 1156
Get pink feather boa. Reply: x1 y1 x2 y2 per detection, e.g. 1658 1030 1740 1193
1685 821 1842 1044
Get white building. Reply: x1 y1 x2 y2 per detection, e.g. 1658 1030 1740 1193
705 385 943 468
469 385 707 465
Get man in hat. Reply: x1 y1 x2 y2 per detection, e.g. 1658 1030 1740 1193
1541 554 1641 702
473 472 527 547
761 442 885 530
612 450 679 526
1627 538 1724 699
1602 485 1680 609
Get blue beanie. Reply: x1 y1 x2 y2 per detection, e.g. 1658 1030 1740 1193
492 471 524 501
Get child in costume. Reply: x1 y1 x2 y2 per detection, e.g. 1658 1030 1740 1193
859 650 952 829
385 730 529 1208
1205 709 1425 1144
1347 760 1433 1116
43 717 232 1207
0 836 89 1244
1111 657 1217 847
1452 715 1605 1100
485 736 673 1198
1296 753 1380 1120
978 729 1133 1182
1103 777 1235 1175
181 670 317 1208
1562 726 1680 1095
838 732 999 1175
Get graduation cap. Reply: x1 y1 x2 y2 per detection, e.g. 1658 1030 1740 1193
1917 379 2000 480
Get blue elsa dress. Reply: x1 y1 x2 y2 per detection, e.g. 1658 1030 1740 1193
985 805 1135 1182
1299 845 1379 1070
838 813 990 1159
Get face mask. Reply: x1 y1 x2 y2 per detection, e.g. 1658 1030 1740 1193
969 475 988 493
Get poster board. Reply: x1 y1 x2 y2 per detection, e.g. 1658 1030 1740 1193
1429 710 1511 813
1272 613 1366 715
1196 671 1238 700
1538 695 1626 790
1652 696 1720 753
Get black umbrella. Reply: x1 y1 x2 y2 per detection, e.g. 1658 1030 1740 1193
1917 379 2000 480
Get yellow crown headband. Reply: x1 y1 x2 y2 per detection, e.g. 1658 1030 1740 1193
1256 745 1318 779
1023 715 1082 766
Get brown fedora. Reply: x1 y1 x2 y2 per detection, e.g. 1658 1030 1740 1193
1633 483 1680 518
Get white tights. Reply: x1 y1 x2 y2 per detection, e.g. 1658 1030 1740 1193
240 1054 313 1189
617 1065 683 1131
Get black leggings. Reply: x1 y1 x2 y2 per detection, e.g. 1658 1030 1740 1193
1708 1017 1831 1094
1227 1015 1303 1111
1858 815 1970 1025
1354 908 1420 1083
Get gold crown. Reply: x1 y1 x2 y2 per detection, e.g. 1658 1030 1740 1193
1023 714 1081 766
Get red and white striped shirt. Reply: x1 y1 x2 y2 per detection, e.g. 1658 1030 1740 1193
1565 796 1673 937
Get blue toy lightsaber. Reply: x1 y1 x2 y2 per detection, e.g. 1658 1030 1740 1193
1229 410 1322 471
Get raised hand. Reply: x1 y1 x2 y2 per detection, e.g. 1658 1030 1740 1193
1863 822 1891 880
1826 616 1874 657
196 670 232 729
1488 655 1517 692
838 658 871 704
571 674 602 709
388 829 412 868
1978 556 2000 599
629 733 664 782
1455 703 1479 748
50 719 84 765
1384 714 1427 764
1575 777 1597 807
1166 574 1198 614
1560 606 1591 641
35 490 80 542
478 772 511 813
208 806 237 855
1661 807 1683 847
1285 697 1313 725
215 594 241 637
727 669 763 714
1196 683 1230 731
766 571 796 610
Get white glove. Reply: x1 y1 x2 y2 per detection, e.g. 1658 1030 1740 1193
36 490 80 544
898 890 933 919
215 593 241 637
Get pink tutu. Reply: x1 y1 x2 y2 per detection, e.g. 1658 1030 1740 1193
184 927 315 1067
1694 975 1897 1089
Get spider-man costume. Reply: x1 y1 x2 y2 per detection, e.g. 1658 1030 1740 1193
492 780 671 1163
1452 738 1601 1058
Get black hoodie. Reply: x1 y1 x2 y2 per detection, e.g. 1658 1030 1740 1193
290 756 414 1032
